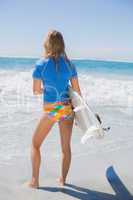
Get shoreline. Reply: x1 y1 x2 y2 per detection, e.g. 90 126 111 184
0 106 133 199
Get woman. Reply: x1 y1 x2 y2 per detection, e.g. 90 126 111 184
28 30 81 188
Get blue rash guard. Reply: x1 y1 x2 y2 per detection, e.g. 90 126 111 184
32 55 78 103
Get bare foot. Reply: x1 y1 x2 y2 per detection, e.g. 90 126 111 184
24 181 39 189
57 177 65 186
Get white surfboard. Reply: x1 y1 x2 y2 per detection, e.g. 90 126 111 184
69 86 106 144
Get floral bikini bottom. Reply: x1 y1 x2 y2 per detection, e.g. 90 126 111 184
43 101 74 122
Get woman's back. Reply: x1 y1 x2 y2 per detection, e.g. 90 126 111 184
32 55 77 103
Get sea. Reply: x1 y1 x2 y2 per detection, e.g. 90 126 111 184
0 57 133 110
0 57 133 165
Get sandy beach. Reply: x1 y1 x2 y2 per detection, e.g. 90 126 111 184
0 104 133 200
0 57 133 199
1 0 133 199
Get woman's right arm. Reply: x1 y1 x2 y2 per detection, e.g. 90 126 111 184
69 62 82 96
70 77 82 97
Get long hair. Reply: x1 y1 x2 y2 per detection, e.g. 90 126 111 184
43 30 71 71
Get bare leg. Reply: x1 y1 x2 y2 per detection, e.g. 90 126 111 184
58 115 74 186
28 114 55 188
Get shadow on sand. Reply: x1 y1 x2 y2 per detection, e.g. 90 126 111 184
38 166 133 200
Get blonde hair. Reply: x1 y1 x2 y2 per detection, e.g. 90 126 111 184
43 30 72 71
44 30 65 59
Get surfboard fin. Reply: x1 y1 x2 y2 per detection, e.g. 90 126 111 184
95 113 111 133
103 127 111 132
95 113 102 124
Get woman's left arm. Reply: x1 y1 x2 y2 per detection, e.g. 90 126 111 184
32 59 44 95
33 79 43 95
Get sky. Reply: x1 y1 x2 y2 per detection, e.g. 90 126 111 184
0 0 133 61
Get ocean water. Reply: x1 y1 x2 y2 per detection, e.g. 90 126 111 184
0 57 133 109
0 57 133 165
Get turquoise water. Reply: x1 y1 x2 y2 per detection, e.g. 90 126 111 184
74 59 133 77
0 57 133 77
0 56 133 110
0 57 36 70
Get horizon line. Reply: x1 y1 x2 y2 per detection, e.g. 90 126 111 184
0 55 133 64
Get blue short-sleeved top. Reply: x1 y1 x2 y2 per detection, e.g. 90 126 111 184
32 55 78 103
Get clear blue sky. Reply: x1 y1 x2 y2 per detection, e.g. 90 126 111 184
0 0 133 61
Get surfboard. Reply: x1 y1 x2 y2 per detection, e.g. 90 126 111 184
69 86 109 144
